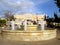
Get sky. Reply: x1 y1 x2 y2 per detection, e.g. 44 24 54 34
0 0 59 18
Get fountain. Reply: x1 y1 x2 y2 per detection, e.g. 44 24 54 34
1 20 56 41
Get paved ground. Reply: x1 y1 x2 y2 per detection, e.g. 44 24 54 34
0 29 60 45
0 38 60 45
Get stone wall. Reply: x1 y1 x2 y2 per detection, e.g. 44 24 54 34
1 30 56 41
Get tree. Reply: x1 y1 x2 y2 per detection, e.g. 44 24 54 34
54 13 58 19
54 13 58 22
4 10 15 21
44 15 49 21
54 13 60 28
55 0 60 11
0 19 6 27
46 17 54 28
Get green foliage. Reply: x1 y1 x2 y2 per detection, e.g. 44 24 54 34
55 0 60 11
54 13 58 19
55 0 60 8
0 20 6 27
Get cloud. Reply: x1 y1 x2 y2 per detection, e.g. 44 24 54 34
0 0 50 14
32 0 50 5
1 0 50 7
1 0 34 8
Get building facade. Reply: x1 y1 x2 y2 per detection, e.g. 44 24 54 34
14 14 45 24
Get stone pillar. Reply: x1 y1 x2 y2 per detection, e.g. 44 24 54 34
11 21 15 30
41 21 45 30
18 20 22 29
24 20 27 31
38 20 45 30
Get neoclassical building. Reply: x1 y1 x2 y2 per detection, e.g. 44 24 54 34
14 14 45 25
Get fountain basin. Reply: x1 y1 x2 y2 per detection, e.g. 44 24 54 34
1 30 56 41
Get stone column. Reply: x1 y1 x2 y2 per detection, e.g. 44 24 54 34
11 20 15 30
24 20 27 31
18 20 22 29
41 21 45 30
